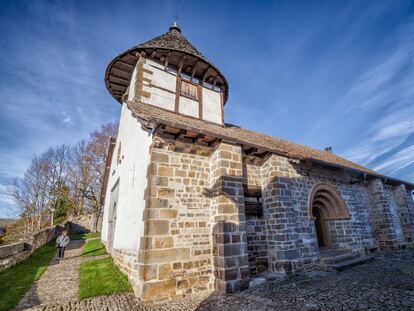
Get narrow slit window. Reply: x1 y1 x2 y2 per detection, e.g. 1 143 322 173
181 80 198 100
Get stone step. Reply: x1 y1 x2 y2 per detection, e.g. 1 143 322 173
329 255 374 271
321 251 361 265
319 248 351 258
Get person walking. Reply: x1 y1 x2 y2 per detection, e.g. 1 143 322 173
56 230 70 261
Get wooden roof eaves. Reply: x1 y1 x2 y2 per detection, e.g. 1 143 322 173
124 100 414 190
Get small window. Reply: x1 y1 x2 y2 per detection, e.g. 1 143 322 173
181 80 198 100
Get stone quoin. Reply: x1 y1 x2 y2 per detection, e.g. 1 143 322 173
100 23 414 304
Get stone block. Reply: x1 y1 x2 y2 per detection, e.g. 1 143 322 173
157 188 175 198
141 279 175 301
140 264 158 281
158 166 173 177
153 236 174 249
147 220 169 235
159 263 172 280
151 152 169 163
140 248 190 264
159 210 178 219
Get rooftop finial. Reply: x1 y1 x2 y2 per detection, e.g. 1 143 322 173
170 16 181 33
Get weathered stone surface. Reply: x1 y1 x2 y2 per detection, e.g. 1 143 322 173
146 220 170 236
0 227 58 272
109 133 414 303
140 248 190 263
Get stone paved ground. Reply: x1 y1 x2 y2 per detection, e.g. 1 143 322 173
15 240 86 311
20 250 414 311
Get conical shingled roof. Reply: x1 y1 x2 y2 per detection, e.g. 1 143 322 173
137 26 209 63
105 25 229 104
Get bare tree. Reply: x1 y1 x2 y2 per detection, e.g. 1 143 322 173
84 123 117 231
7 122 117 240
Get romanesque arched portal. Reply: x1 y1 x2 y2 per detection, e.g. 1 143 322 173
309 183 350 248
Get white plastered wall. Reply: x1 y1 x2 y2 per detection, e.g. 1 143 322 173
202 87 222 124
179 96 199 118
128 57 224 125
101 103 152 252
129 58 176 111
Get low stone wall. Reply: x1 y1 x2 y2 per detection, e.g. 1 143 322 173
0 226 59 272
66 214 99 233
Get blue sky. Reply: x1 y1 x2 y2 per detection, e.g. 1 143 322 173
1 0 414 217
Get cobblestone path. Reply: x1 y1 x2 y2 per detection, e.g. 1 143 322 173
16 250 414 311
15 240 86 311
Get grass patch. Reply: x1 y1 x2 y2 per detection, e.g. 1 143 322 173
82 239 106 257
70 232 101 241
0 241 56 311
79 257 132 299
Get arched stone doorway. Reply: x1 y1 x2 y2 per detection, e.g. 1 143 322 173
312 205 329 247
309 183 349 249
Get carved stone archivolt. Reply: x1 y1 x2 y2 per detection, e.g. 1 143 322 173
309 183 350 220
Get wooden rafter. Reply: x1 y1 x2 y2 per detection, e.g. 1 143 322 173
192 133 205 144
164 51 172 69
108 81 128 88
245 147 257 155
212 76 218 89
191 61 201 79
117 60 135 69
109 74 130 83
177 55 187 76
174 129 187 139
201 67 211 85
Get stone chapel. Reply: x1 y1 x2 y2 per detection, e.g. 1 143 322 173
101 23 414 303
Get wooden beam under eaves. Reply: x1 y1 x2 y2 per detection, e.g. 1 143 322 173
164 51 172 69
192 133 205 144
191 61 201 79
117 60 135 69
109 74 130 83
201 67 211 85
109 81 129 88
245 147 257 155
177 55 187 76
212 76 218 89
174 129 187 139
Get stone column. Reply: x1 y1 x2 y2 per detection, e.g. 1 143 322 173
260 154 303 274
138 142 191 303
393 184 414 246
210 141 249 293
367 179 404 250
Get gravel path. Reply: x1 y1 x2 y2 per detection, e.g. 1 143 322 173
15 240 85 311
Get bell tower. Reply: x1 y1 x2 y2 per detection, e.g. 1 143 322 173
105 23 229 125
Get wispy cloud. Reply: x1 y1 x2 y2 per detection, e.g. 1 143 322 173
340 19 414 180
1 1 414 218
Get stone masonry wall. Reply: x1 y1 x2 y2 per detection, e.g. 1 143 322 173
393 184 414 246
138 135 213 303
0 226 58 272
367 179 405 250
109 132 414 303
383 185 405 244
260 154 318 274
210 142 249 293
244 162 268 275
259 154 378 274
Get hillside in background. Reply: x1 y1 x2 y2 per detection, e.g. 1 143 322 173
0 218 16 228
